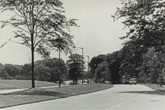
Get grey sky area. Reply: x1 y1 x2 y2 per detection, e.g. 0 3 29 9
0 0 127 65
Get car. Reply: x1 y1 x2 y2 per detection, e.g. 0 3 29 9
129 78 136 85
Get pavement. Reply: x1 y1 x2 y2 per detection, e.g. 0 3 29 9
1 84 165 110
0 81 79 94
0 88 27 94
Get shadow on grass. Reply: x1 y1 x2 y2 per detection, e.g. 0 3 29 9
1 84 113 98
118 90 165 96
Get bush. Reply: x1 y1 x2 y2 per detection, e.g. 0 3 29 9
15 75 31 80
7 76 13 79
15 75 24 80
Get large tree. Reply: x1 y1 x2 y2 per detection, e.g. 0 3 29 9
95 61 110 83
67 54 85 84
0 0 77 88
139 47 165 85
89 55 107 76
112 0 165 83
113 0 165 51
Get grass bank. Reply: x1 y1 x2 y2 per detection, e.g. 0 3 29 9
144 83 162 90
0 83 113 108
144 83 165 95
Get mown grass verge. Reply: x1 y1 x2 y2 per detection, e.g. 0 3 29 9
144 83 162 90
0 83 113 108
144 83 165 95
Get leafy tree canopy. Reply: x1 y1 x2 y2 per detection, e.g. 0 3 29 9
0 0 77 57
113 0 165 51
67 53 85 83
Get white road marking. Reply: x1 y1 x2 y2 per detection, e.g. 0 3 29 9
110 91 148 109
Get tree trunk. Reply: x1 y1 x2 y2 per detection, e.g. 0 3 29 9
31 2 35 88
31 49 35 88
31 35 35 88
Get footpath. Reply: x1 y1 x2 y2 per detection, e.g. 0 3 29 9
0 85 64 94
0 88 27 94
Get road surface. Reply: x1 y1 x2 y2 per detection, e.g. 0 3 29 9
2 84 165 110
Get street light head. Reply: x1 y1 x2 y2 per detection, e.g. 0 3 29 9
85 55 89 57
77 47 83 49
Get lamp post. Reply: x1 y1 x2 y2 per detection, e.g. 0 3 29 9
75 47 84 84
85 55 90 84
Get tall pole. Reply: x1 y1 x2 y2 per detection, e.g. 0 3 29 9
85 55 90 84
81 48 84 84
76 47 84 84
58 37 62 88
74 47 84 84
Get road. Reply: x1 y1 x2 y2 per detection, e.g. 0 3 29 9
2 84 165 110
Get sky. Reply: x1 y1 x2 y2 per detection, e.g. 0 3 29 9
0 0 127 65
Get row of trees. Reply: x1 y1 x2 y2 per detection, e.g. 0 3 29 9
2 44 164 85
113 0 165 85
89 43 165 84
88 0 165 84
0 58 67 82
0 63 22 79
0 54 88 86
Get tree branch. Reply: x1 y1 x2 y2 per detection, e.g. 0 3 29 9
0 42 7 48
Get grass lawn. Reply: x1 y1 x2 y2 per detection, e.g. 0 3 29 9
48 84 113 96
144 83 162 90
0 80 58 90
144 83 165 95
0 83 113 108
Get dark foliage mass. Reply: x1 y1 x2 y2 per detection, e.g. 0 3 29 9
66 53 85 84
88 0 165 84
0 58 67 83
89 42 164 84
